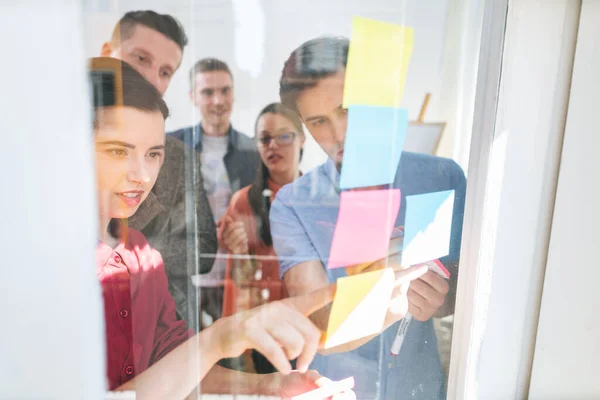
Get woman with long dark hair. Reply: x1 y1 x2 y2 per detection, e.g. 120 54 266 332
220 103 305 371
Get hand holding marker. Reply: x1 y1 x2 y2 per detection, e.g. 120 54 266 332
345 231 450 356
390 259 450 355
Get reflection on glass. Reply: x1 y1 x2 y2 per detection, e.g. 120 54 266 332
81 2 482 398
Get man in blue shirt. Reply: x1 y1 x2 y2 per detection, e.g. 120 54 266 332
270 37 466 399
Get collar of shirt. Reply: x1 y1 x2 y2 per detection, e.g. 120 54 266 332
96 240 127 276
96 221 138 275
322 158 341 190
193 123 239 152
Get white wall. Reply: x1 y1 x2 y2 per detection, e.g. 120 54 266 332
0 2 106 399
82 0 451 171
529 1 600 398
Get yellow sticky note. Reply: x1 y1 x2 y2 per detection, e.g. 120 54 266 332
343 17 414 108
324 268 394 349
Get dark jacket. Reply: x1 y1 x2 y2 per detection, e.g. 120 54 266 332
129 136 217 330
169 124 260 194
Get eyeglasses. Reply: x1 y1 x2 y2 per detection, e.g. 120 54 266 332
257 132 297 147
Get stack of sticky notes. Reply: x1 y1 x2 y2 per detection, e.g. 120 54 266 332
338 16 413 191
327 16 414 274
323 18 458 350
323 17 414 349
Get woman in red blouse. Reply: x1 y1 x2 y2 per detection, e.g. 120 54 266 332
90 58 346 399
220 103 305 372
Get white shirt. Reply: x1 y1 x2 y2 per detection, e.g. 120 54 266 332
198 135 232 286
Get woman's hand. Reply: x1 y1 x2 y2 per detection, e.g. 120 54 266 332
211 285 336 374
277 370 356 400
221 215 249 254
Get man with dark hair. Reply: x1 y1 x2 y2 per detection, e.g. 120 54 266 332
170 58 260 324
102 10 187 95
270 36 466 399
100 11 218 332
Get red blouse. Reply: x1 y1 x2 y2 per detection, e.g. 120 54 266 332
221 180 288 317
96 228 193 390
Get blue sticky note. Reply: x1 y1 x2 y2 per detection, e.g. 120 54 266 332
340 105 408 189
402 190 455 266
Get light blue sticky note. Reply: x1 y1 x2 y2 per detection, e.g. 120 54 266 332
340 105 408 189
402 190 455 266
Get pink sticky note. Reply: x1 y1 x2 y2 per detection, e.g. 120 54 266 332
327 189 401 269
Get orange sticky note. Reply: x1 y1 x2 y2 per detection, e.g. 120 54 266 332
343 17 414 108
324 268 394 349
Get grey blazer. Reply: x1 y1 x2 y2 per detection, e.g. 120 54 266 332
129 136 217 330
169 124 260 193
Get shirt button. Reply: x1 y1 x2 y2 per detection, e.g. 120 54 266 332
125 365 134 375
261 288 270 301
114 255 121 264
119 308 129 318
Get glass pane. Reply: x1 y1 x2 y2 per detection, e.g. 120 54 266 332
82 1 485 398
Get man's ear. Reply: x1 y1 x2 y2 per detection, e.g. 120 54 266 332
100 42 113 57
189 89 195 104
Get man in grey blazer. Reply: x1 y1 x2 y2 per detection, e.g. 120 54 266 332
101 10 218 331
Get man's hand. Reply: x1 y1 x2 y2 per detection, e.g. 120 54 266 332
357 257 428 328
407 270 449 321
350 252 451 323
383 263 428 327
221 216 249 254
211 285 335 374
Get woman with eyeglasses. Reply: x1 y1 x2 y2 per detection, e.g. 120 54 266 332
220 103 305 372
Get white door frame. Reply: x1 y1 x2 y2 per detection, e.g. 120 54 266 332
446 0 508 397
529 1 599 398
448 0 581 399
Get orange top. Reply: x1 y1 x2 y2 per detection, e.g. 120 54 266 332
221 180 288 317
